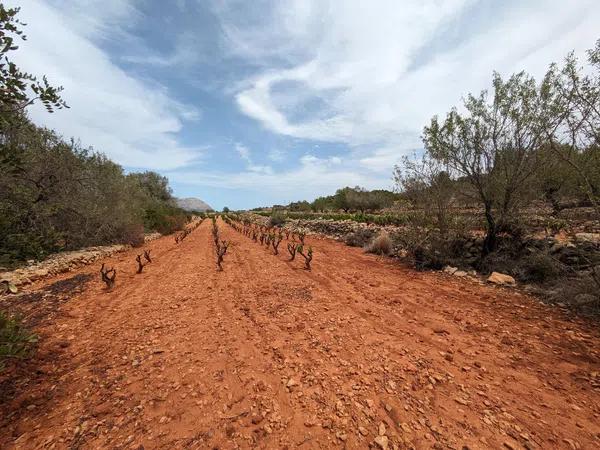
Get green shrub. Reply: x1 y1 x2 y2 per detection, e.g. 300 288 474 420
0 311 37 370
514 253 561 282
158 214 187 235
268 211 286 227
344 229 375 247
412 246 446 271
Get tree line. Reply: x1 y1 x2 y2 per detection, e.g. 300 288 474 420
259 187 401 213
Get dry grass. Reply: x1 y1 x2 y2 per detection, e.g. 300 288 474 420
365 231 393 256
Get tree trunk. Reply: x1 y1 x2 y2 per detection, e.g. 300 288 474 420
436 210 448 237
482 204 497 255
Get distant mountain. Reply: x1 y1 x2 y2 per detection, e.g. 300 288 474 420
176 197 213 212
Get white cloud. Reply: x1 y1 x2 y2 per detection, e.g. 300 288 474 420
247 165 273 174
220 0 600 170
6 0 203 171
121 31 208 68
168 152 383 203
234 143 273 174
46 0 141 40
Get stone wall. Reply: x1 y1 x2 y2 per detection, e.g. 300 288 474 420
0 245 130 287
285 219 386 241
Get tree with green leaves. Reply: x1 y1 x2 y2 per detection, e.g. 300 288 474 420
422 71 553 254
394 154 454 236
127 171 173 202
288 200 311 211
0 5 67 120
311 195 335 212
333 186 355 212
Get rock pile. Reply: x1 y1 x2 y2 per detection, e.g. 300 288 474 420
144 232 162 243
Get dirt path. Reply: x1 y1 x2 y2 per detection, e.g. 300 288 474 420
1 218 599 449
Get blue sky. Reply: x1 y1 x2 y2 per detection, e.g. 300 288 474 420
7 0 600 210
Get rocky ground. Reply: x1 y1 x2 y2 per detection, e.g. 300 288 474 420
1 218 599 449
286 218 600 305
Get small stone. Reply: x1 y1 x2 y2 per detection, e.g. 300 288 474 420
454 397 469 406
358 426 368 436
487 272 516 286
562 438 579 450
443 266 458 274
304 416 317 427
336 431 347 441
374 435 389 450
379 422 386 436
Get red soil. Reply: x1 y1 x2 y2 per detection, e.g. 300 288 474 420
1 218 599 449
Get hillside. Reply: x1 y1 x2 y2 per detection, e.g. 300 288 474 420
176 197 213 212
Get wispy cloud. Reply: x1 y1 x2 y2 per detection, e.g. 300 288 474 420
7 0 204 171
235 143 273 174
122 31 207 68
219 0 600 164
